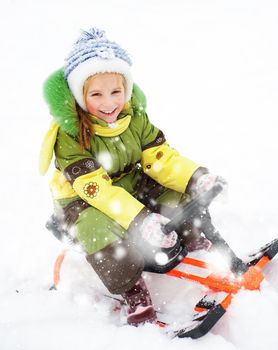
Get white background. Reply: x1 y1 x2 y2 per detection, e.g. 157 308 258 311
1 1 278 349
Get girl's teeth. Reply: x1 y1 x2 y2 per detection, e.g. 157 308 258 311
102 109 115 114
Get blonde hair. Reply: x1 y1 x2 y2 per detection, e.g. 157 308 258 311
76 103 94 150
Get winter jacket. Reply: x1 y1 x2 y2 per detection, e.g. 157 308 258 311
40 68 200 231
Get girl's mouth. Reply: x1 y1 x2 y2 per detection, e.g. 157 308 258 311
99 107 117 117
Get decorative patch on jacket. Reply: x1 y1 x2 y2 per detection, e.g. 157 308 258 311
102 174 110 181
156 151 163 159
83 182 99 198
64 158 101 184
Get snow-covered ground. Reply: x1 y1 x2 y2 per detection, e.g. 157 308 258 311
1 0 278 349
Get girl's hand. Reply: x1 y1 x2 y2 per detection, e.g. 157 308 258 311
192 173 227 197
139 213 178 248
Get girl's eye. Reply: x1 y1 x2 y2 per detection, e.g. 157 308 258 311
112 90 121 94
90 93 101 97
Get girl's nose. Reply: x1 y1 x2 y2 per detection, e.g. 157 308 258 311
102 98 114 109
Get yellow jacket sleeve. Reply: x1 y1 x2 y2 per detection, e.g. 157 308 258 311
52 128 145 230
141 142 200 193
72 167 145 230
39 120 59 175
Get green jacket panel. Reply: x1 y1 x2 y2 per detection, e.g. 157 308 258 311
54 110 160 178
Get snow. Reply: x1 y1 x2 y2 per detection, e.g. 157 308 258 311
1 0 278 349
97 151 113 171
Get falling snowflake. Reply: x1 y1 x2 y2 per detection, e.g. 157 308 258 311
155 252 169 265
97 152 113 171
108 200 122 215
113 246 127 260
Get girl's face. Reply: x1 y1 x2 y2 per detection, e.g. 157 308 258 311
84 73 126 123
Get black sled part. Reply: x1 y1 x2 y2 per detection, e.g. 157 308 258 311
46 215 79 245
246 238 278 266
175 303 226 339
46 215 65 241
162 184 248 275
195 295 217 311
175 238 278 339
143 243 188 274
162 184 224 235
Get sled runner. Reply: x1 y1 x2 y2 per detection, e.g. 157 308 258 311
162 237 278 339
48 184 278 338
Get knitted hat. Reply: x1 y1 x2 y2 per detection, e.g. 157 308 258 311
64 27 133 111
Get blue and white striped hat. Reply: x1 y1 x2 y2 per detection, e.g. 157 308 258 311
64 28 133 111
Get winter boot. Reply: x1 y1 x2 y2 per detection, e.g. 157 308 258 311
121 276 157 326
186 235 212 252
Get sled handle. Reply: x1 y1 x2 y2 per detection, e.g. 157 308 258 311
162 183 223 235
162 183 248 275
200 215 248 274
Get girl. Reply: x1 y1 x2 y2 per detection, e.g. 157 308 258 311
40 28 224 326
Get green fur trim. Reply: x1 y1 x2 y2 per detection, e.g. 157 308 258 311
43 68 147 137
131 83 147 112
43 68 79 137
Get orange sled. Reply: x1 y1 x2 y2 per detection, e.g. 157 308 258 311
48 184 278 338
51 238 278 338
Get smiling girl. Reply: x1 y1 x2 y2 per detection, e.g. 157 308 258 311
40 28 224 326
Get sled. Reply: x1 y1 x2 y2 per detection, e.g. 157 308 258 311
161 237 278 338
47 184 278 338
